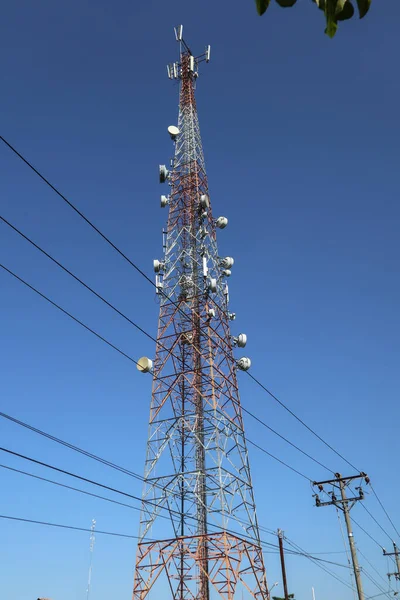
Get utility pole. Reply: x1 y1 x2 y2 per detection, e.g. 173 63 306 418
313 472 370 600
383 542 400 581
278 530 289 600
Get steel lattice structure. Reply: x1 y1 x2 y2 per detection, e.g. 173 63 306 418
132 27 269 600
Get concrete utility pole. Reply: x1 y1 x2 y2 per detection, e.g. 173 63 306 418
383 542 400 581
313 472 370 600
278 529 289 600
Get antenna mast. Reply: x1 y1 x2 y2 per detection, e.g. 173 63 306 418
86 519 96 600
132 26 269 600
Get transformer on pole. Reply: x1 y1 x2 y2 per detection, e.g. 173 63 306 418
132 26 269 600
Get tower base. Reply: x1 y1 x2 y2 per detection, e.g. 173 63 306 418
133 532 269 600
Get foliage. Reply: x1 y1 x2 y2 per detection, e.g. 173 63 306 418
255 0 372 37
272 595 295 600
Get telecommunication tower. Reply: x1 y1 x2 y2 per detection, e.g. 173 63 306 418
132 26 269 600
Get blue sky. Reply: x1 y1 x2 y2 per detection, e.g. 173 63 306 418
1 1 399 599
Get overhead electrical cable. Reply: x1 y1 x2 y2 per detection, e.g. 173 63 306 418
351 517 385 550
284 536 354 591
247 371 359 472
357 547 389 587
359 502 394 544
2 254 394 547
0 135 364 475
3 138 393 575
0 514 147 540
370 485 400 540
0 215 333 476
0 444 299 551
0 263 320 480
0 463 143 514
0 461 351 570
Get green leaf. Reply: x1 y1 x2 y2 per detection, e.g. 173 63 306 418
325 19 338 36
325 0 339 38
335 0 347 13
356 0 371 18
336 1 354 20
255 0 270 15
275 0 298 7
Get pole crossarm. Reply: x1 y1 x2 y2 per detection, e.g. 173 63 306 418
383 543 400 581
311 472 368 600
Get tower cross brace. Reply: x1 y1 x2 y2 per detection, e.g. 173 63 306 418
132 25 269 600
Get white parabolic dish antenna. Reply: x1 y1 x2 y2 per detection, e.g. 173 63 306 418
137 356 153 373
168 125 180 139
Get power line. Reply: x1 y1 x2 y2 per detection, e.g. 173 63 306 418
0 514 146 540
284 536 355 591
3 137 394 581
246 438 311 481
0 463 144 514
247 372 359 472
0 264 318 481
352 517 385 550
0 263 140 367
0 215 331 476
0 444 290 551
0 446 152 507
360 502 394 544
0 411 145 482
370 485 400 540
0 215 158 344
1 461 352 572
0 136 155 288
1 260 393 555
362 570 392 600
0 412 355 572
358 547 388 587
0 135 362 476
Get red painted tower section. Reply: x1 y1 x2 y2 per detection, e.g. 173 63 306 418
132 27 269 600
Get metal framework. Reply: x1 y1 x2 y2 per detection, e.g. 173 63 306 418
132 26 269 600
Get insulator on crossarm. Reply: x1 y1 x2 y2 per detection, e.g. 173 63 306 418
159 165 170 183
236 357 251 372
216 216 228 229
232 334 247 348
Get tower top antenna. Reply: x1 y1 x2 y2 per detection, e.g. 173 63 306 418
166 25 211 80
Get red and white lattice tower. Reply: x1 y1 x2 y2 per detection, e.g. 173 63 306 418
132 26 269 600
